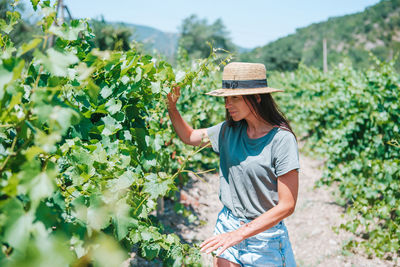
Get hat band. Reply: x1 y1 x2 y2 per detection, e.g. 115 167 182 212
222 79 268 89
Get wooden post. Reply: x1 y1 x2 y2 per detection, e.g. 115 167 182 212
64 5 73 21
323 38 328 73
49 0 63 47
58 0 64 24
157 197 164 216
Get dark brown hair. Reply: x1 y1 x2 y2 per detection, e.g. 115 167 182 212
225 93 296 138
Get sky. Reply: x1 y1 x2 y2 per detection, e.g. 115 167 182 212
38 0 381 48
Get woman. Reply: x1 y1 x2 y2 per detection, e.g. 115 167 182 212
167 62 299 267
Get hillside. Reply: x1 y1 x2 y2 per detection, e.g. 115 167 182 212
240 0 400 71
109 22 251 60
120 23 179 59
106 22 179 59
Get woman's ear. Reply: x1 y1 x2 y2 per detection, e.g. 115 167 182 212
255 95 261 103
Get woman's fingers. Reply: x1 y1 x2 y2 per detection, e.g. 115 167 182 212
167 86 180 104
200 238 219 252
174 86 180 96
202 240 222 254
172 86 180 100
200 232 242 255
200 234 230 254
166 93 174 107
200 235 216 247
166 85 181 109
205 243 222 254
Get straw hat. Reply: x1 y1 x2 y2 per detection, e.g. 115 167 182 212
206 62 283 96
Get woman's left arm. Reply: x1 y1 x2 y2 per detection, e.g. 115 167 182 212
200 169 299 256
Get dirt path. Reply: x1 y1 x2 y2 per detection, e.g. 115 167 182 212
170 153 398 267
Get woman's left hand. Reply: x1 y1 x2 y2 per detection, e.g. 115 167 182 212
200 230 244 256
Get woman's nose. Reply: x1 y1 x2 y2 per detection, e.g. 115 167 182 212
225 97 231 108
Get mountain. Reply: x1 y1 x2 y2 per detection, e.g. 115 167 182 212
240 0 400 71
109 22 251 60
108 22 179 59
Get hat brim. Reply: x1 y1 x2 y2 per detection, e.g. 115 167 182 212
205 87 284 97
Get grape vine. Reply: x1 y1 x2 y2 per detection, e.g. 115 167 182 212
0 1 228 266
272 57 400 259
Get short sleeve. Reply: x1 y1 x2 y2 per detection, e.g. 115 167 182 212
273 131 300 177
206 121 225 153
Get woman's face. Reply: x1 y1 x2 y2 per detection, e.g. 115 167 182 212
224 95 253 121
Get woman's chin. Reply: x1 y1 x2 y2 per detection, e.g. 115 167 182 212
231 116 241 121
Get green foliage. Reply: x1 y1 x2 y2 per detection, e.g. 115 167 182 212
272 57 400 258
241 0 400 71
0 1 227 266
90 18 133 51
0 0 41 56
178 14 236 59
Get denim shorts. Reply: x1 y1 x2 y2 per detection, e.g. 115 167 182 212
213 206 296 267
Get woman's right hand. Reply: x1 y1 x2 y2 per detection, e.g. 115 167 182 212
167 85 180 110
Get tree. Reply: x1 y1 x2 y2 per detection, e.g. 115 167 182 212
90 17 133 51
0 0 40 56
178 14 235 59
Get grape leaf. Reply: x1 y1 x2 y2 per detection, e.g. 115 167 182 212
34 48 79 77
17 38 42 57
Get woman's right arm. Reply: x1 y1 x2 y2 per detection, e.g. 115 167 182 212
167 86 209 147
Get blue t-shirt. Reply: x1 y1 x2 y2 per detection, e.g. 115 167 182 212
207 120 300 220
